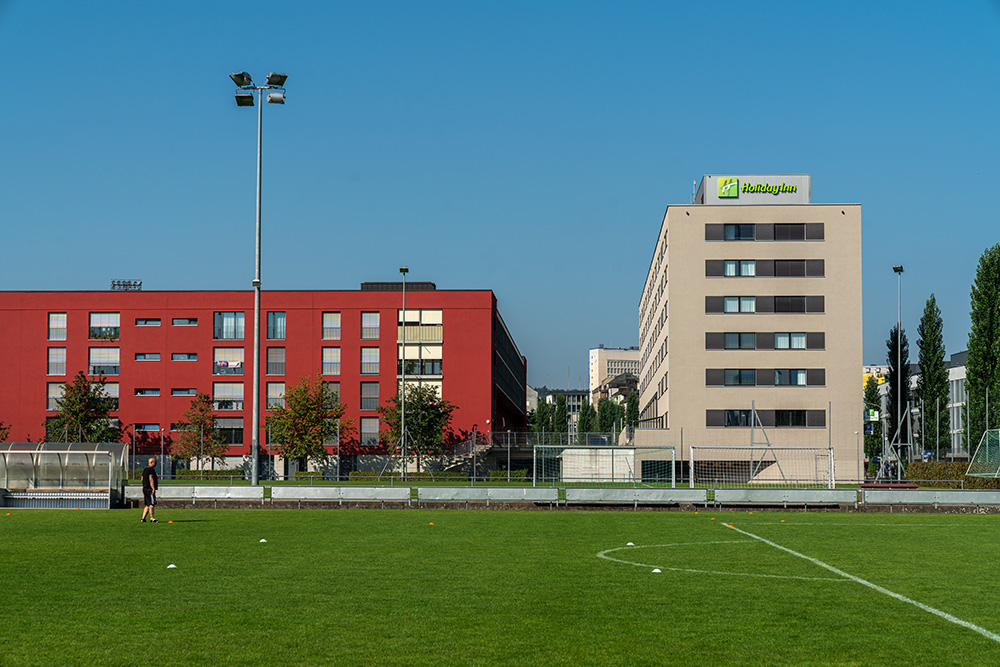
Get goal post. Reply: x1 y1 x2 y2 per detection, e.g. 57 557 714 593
689 446 835 489
966 430 1000 477
532 445 675 487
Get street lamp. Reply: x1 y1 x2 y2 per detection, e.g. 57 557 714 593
399 266 408 480
230 70 287 486
893 265 904 468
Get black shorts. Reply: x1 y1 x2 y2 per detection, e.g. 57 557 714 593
143 489 156 506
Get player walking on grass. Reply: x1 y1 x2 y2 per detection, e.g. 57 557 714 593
140 457 159 523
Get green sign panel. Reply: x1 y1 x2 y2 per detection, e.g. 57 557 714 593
718 178 739 198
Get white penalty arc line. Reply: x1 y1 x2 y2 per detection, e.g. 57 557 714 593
724 523 1000 644
597 541 846 582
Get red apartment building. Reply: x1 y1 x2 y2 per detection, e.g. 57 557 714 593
0 283 526 469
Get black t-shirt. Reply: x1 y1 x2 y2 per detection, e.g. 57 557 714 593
142 465 158 491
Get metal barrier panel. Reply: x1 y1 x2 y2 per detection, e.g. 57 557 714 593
4 491 109 509
565 488 708 504
714 488 857 505
153 486 199 499
270 486 410 502
485 488 558 503
193 486 264 501
865 489 1000 505
418 487 490 502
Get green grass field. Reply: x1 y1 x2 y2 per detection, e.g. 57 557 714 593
3 508 1000 666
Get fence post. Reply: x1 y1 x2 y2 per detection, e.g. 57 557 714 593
688 444 694 489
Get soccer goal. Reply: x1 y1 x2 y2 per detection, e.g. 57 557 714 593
689 446 835 489
532 446 676 487
966 430 1000 477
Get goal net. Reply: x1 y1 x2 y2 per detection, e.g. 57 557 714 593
532 446 675 486
966 430 1000 477
689 446 834 489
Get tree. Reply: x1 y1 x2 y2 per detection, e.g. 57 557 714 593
597 397 625 433
552 395 568 434
379 384 457 460
577 401 597 435
966 244 1000 452
863 376 882 476
0 421 10 441
531 400 551 434
173 393 227 469
268 374 352 466
625 390 639 429
916 294 951 455
44 371 121 443
885 325 911 447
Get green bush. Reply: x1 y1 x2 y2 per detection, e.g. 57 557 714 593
294 471 324 480
175 468 247 481
905 461 1000 489
347 471 470 482
490 469 527 480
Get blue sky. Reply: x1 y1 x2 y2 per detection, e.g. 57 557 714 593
2 1 998 388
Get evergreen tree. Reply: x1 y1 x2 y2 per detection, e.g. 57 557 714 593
863 376 883 474
577 401 597 434
625 390 639 429
966 244 1000 451
552 395 568 434
916 294 951 455
885 326 911 446
173 393 228 469
531 400 551 434
269 374 352 465
44 371 121 443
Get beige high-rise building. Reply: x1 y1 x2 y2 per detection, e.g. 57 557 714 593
588 345 640 401
635 175 863 482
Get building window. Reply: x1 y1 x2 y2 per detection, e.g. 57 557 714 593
399 309 443 342
322 312 341 340
135 388 161 397
724 333 755 350
724 369 756 386
361 347 379 375
105 383 119 410
360 417 379 448
48 348 66 376
324 382 340 404
172 318 198 326
48 313 67 341
725 409 752 427
213 312 245 340
724 260 755 277
774 296 807 313
360 382 379 410
135 424 161 433
47 383 64 411
774 224 806 241
774 260 807 277
724 224 755 241
724 297 755 314
267 382 285 409
267 312 286 340
322 347 341 376
171 388 197 396
89 313 120 340
775 410 807 427
135 318 161 327
399 344 443 376
172 353 198 361
216 418 244 445
89 348 120 375
264 347 285 375
775 333 807 350
214 348 245 376
361 312 380 340
213 382 244 411
135 352 161 361
775 370 807 386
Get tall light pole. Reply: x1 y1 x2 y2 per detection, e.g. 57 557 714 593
399 266 408 480
893 265 904 467
230 71 287 486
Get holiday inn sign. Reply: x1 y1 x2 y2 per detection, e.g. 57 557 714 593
718 177 799 198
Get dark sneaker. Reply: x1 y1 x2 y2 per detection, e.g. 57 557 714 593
150 519 158 523
140 519 146 522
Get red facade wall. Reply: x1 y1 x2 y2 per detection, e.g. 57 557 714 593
0 289 525 452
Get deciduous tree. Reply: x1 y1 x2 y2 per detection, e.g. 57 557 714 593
268 375 352 465
173 393 227 468
44 371 121 443
0 421 10 441
863 376 883 476
916 294 951 455
379 384 457 458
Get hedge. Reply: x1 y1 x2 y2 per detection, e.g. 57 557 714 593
175 468 247 480
490 469 527 480
294 471 324 480
347 471 470 481
905 461 1000 489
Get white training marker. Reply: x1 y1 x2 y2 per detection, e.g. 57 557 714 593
167 564 177 569
652 569 661 573
260 539 267 543
626 542 634 546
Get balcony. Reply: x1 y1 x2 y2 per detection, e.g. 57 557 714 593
398 324 443 342
398 360 442 376
89 365 119 376
89 327 120 340
213 362 245 376
213 400 244 411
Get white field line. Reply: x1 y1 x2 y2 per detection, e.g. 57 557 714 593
597 542 845 582
724 523 1000 644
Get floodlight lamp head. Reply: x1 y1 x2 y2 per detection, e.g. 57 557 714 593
235 92 255 107
230 71 254 87
266 91 285 104
893 265 904 274
399 266 409 274
266 72 287 87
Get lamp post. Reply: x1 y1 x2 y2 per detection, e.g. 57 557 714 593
399 266 408 480
230 71 287 486
893 265 904 468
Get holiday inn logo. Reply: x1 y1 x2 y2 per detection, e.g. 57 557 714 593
718 177 739 198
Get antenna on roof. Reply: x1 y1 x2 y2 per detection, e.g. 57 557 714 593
691 179 696 204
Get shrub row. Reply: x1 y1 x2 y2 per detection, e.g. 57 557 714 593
347 471 469 481
294 471 324 479
175 468 247 480
905 461 1000 489
490 469 528 480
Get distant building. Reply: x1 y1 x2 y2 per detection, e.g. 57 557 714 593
591 372 638 407
539 388 590 431
588 346 640 405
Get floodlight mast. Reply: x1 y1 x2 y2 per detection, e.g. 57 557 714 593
230 71 287 486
